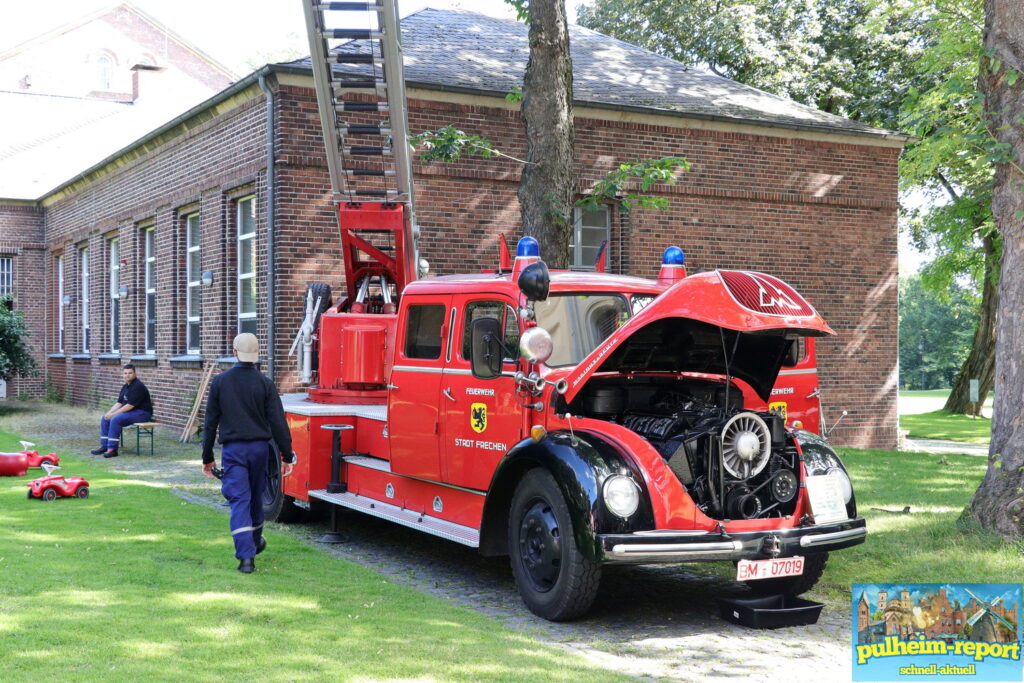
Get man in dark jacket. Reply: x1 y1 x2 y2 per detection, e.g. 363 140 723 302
91 364 153 458
202 333 295 574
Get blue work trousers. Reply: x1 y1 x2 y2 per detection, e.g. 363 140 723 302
221 440 272 559
100 409 152 450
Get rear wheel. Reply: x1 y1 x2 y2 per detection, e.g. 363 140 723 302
508 469 601 621
744 552 828 596
76 486 90 499
42 488 57 502
39 458 54 468
263 458 305 523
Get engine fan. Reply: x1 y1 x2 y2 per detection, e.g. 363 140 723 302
720 412 771 479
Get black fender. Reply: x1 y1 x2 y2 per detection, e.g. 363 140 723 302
478 429 655 562
793 430 858 519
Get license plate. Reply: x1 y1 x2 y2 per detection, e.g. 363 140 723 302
736 556 805 581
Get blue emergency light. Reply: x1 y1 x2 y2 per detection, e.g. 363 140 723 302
517 236 540 258
663 246 685 266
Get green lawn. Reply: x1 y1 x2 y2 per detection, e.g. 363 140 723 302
817 448 1013 598
901 410 992 444
0 430 625 682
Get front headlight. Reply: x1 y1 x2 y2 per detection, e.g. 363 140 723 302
827 467 853 503
603 474 640 518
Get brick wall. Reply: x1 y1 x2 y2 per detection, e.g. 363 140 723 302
0 204 46 398
3 74 899 448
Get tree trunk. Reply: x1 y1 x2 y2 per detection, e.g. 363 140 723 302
518 0 575 269
966 0 1024 539
944 235 998 415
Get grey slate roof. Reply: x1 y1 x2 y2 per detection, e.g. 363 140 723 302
287 7 901 140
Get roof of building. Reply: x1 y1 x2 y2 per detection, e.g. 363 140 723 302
286 8 903 141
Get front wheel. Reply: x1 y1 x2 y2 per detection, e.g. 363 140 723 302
744 552 829 596
508 469 601 621
39 459 54 468
42 488 57 501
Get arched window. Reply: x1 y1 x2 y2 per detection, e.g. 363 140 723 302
96 55 113 90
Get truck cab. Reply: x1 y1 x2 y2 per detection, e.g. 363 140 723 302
278 237 865 621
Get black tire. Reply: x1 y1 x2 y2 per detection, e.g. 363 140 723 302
263 458 305 523
42 488 57 502
745 552 829 596
39 459 54 468
27 489 33 500
76 486 90 499
508 468 601 621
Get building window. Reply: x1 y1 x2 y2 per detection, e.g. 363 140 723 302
57 256 65 352
570 206 611 271
96 55 113 90
0 256 11 310
109 237 120 352
143 227 156 354
237 196 257 335
185 213 201 352
81 247 90 352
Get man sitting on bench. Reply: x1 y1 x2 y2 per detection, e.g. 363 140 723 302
91 364 154 458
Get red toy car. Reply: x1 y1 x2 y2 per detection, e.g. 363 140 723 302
27 465 89 501
14 441 60 468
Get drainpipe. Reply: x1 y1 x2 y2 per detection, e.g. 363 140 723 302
258 72 276 382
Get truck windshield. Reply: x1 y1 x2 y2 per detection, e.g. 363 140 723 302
534 294 630 367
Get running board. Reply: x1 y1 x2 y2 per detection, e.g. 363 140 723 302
308 489 480 547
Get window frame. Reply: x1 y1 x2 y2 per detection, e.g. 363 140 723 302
108 237 120 352
402 303 446 361
458 299 520 364
143 226 156 354
80 247 90 352
57 256 65 352
570 205 612 271
184 213 201 353
236 196 258 336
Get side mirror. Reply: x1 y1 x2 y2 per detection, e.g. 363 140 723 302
517 261 550 302
471 317 503 379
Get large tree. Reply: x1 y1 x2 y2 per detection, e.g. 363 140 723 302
518 0 575 268
966 0 1024 539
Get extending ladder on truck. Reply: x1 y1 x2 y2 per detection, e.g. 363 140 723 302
301 0 419 306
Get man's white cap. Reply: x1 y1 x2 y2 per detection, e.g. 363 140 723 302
234 333 259 363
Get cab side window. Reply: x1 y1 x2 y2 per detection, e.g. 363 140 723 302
461 300 520 361
404 304 445 359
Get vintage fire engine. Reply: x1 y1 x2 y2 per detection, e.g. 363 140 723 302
276 0 866 620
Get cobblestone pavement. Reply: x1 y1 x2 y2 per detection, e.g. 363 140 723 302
1 401 853 681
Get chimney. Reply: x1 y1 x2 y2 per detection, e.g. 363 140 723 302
131 63 165 102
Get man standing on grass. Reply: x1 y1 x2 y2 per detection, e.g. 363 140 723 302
91 363 153 458
201 333 295 574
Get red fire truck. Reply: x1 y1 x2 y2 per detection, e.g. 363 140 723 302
277 1 865 620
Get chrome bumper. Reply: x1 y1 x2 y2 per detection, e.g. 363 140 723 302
599 517 867 564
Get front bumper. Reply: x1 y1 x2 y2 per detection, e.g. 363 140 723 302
598 516 866 564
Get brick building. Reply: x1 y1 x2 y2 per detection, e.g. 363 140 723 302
0 9 906 448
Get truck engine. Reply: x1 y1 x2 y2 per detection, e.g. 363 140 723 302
571 378 801 520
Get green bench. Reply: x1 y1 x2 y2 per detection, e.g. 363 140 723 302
123 422 160 456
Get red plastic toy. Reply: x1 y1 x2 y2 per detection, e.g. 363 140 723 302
0 452 28 476
26 465 89 501
14 441 60 468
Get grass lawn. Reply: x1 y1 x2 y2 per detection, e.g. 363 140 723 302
0 430 625 682
901 410 992 444
813 448 1017 600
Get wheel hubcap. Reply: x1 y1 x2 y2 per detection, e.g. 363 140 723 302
518 500 562 592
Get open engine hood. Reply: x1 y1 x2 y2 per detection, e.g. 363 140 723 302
560 270 833 403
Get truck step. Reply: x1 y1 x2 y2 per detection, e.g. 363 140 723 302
344 454 391 472
308 489 481 547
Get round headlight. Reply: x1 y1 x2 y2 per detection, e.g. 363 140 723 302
827 467 853 503
603 474 640 518
519 327 553 364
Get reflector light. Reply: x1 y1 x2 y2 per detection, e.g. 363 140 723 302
662 246 685 266
530 425 546 442
719 271 815 317
516 236 540 258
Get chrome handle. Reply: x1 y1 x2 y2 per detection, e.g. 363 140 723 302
387 383 399 390
443 388 455 402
